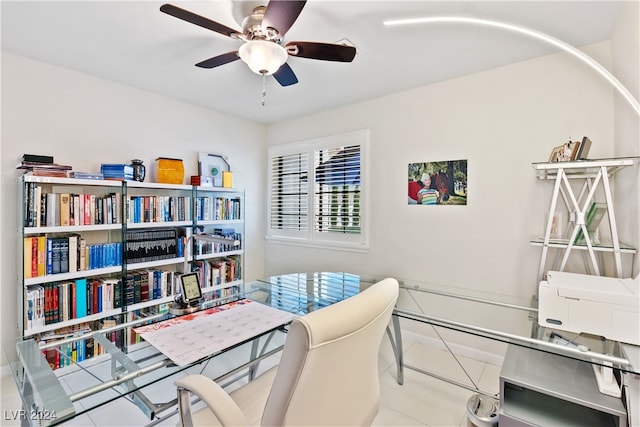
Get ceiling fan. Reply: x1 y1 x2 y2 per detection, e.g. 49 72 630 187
160 0 357 87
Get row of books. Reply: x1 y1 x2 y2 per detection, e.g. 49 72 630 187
126 195 191 224
24 183 121 228
38 319 124 369
126 306 171 346
125 229 184 264
190 255 242 289
124 269 178 306
195 229 243 255
24 186 243 229
26 277 123 329
24 235 122 278
195 196 242 221
39 323 92 369
203 284 241 302
28 268 177 329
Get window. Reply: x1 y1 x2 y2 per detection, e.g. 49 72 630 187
267 130 368 250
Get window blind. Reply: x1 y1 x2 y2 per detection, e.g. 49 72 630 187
314 144 361 234
269 152 308 231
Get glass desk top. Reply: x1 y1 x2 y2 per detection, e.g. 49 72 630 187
8 272 639 426
253 272 640 376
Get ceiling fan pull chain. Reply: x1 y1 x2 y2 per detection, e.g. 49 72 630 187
261 73 267 106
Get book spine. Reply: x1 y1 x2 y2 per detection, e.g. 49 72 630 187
37 235 46 277
75 278 87 318
23 237 33 279
60 237 69 273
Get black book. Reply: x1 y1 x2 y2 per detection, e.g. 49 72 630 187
22 154 54 164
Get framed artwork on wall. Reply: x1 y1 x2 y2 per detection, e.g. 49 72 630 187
408 160 467 205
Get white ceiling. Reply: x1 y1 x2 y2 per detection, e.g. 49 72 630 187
1 1 627 124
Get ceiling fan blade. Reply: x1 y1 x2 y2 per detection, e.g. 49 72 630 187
160 4 240 38
195 51 240 69
273 63 298 87
286 41 356 62
262 0 306 36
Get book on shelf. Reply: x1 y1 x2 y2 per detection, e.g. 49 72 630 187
576 136 592 160
71 171 104 180
26 285 45 330
100 164 134 181
24 234 122 279
18 160 73 178
38 322 94 369
59 193 71 226
575 202 607 244
22 154 54 164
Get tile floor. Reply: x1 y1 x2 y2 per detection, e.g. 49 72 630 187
1 333 502 427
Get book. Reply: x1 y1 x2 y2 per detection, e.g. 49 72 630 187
51 237 63 274
23 237 33 279
17 161 71 170
46 193 57 226
68 234 78 273
576 136 592 160
36 235 46 277
22 154 54 164
575 202 607 244
60 237 69 273
59 193 70 226
46 238 53 274
74 278 88 318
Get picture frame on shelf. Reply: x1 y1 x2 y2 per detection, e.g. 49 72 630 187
548 145 564 163
198 153 230 187
567 140 581 161
549 141 580 163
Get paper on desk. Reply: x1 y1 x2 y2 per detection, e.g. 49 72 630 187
134 299 298 366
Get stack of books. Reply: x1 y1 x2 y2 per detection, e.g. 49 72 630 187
17 154 72 177
100 164 134 181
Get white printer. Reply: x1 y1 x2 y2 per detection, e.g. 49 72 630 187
538 271 640 346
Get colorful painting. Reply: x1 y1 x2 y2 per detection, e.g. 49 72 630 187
408 160 468 205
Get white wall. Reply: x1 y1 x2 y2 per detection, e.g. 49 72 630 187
0 53 267 366
265 42 630 353
611 1 640 277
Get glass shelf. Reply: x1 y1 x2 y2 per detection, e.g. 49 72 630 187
529 238 636 254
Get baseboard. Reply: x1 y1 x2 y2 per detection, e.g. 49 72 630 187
401 330 505 367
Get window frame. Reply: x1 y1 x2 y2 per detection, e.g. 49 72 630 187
266 130 369 251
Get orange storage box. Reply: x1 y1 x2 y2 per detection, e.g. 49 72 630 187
156 157 184 184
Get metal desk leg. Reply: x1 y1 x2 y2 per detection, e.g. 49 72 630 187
248 330 278 381
386 314 404 385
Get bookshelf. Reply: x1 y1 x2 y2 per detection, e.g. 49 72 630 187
531 157 638 282
18 175 245 369
191 186 244 302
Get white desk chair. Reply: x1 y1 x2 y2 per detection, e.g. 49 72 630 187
174 277 399 426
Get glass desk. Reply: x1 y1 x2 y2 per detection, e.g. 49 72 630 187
8 272 639 426
7 275 365 427
256 272 638 426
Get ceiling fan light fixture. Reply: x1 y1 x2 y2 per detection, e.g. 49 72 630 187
238 40 287 75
